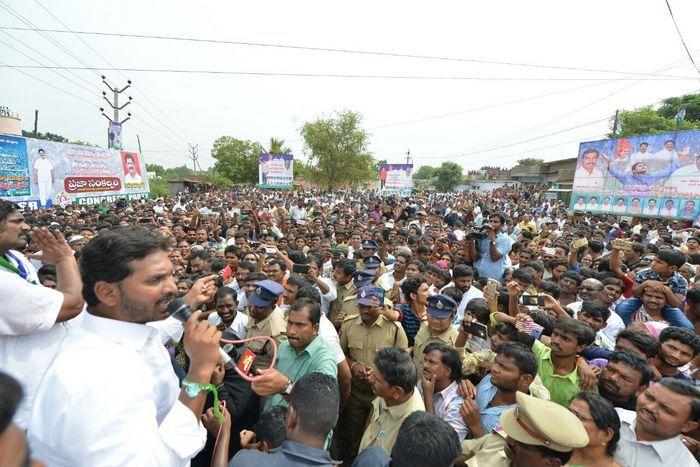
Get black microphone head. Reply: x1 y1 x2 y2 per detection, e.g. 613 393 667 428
167 298 192 323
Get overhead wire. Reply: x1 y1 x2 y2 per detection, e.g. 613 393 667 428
0 25 695 80
0 64 697 81
664 0 700 76
30 0 194 148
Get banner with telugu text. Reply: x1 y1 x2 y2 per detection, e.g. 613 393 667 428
259 153 293 189
379 163 413 197
0 132 150 210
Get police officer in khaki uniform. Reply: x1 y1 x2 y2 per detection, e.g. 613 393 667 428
332 285 409 465
412 294 459 372
329 259 357 327
461 391 589 466
243 279 287 373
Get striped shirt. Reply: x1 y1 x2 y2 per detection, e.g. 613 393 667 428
431 381 468 440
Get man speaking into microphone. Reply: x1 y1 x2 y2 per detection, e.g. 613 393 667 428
29 226 221 466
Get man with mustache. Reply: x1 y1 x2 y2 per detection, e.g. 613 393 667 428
251 298 337 410
614 379 699 466
29 227 221 465
598 350 653 411
654 326 700 382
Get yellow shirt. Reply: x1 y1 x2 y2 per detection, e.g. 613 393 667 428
358 390 425 454
412 322 458 372
461 429 509 467
244 310 287 372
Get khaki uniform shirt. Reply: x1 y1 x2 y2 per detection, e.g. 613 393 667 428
244 310 287 372
358 390 425 454
329 280 356 324
412 322 459 372
339 314 409 367
461 430 510 467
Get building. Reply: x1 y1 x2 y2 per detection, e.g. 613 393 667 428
509 157 576 202
0 106 21 136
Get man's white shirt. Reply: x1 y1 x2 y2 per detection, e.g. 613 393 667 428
33 157 54 181
29 313 207 466
0 250 71 429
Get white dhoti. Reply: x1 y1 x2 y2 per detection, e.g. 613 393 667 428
37 181 52 207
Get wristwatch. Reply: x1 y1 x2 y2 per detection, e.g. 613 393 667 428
282 379 294 395
181 379 210 398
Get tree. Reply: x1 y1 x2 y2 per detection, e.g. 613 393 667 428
300 110 376 190
210 136 261 185
657 93 700 122
22 130 68 143
516 158 543 166
146 163 166 177
69 140 98 147
268 137 292 154
413 165 435 180
433 162 463 191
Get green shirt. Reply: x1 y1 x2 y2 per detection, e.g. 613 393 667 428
264 336 338 410
531 340 581 407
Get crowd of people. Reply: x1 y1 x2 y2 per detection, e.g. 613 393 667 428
1 184 699 467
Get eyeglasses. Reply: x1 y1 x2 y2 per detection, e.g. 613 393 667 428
569 408 595 424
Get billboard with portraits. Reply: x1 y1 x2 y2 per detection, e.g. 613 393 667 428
259 153 293 189
570 129 700 222
379 163 413 197
0 132 150 210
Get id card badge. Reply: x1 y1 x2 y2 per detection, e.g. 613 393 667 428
237 348 256 375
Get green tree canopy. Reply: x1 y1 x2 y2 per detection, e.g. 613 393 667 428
413 165 435 179
657 93 700 122
146 163 166 177
516 157 543 166
210 136 261 185
268 137 292 155
433 162 463 191
300 110 376 190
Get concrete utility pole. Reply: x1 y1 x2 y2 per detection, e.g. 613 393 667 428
188 143 201 172
406 149 413 165
99 76 132 145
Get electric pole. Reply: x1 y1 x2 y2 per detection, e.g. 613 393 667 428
99 76 132 148
406 149 413 165
188 143 201 173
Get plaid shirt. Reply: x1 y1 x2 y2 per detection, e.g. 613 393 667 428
396 304 423 347
634 268 688 295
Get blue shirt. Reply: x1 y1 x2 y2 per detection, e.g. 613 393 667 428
473 374 516 435
474 233 514 280
634 268 688 295
607 162 679 186
230 440 338 466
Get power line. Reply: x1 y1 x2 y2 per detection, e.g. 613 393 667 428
0 64 696 81
31 0 195 143
664 0 700 76
0 25 696 79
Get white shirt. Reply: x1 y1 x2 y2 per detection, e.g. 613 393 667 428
29 313 206 466
599 202 613 212
660 207 677 217
314 277 337 316
207 310 250 338
0 250 68 429
318 314 345 365
612 204 628 213
453 286 484 328
125 172 143 183
643 206 659 215
614 408 698 467
33 157 54 181
574 166 605 190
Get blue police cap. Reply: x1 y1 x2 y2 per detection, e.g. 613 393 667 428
357 285 385 306
248 279 285 307
353 269 375 287
426 294 457 319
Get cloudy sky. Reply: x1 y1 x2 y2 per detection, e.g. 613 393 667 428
2 0 700 172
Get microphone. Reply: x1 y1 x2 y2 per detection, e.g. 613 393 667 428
167 298 236 370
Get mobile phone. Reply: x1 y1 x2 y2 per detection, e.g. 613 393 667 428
542 247 556 256
572 238 588 249
264 247 277 254
515 320 545 338
382 229 390 241
521 294 544 307
462 321 488 340
292 264 310 274
611 239 633 251
485 278 499 298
